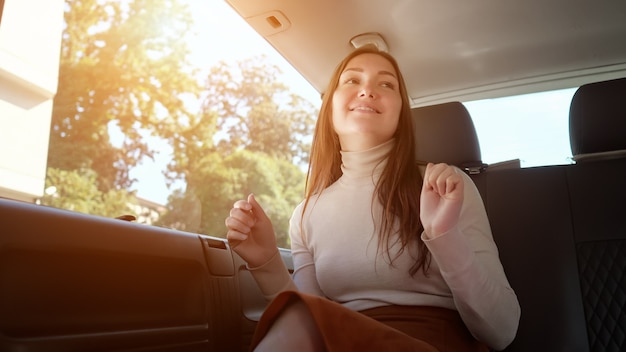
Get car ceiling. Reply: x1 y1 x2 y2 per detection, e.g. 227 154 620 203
224 0 626 107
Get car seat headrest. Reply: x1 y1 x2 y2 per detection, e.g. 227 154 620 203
412 102 485 173
569 77 626 161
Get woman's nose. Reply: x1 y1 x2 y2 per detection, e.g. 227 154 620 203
358 88 375 99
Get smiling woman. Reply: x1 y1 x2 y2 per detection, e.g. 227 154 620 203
1 0 626 351
225 44 520 352
332 52 403 151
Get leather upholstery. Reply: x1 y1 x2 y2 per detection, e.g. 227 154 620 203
412 102 485 171
567 158 626 352
569 77 626 160
568 79 626 350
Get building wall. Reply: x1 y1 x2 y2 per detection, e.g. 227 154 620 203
0 0 65 202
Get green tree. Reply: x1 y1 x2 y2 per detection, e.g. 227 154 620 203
47 0 318 246
158 150 304 248
49 0 199 192
160 58 317 247
202 57 316 165
42 168 136 218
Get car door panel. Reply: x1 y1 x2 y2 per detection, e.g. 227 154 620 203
0 198 255 351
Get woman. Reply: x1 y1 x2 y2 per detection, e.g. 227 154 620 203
225 45 520 351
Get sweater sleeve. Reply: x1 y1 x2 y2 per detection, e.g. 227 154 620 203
248 202 325 301
289 202 326 296
422 173 520 350
247 251 297 301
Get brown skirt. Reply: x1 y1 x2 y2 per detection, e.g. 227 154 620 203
250 291 489 352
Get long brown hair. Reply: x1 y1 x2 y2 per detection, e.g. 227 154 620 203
302 45 430 276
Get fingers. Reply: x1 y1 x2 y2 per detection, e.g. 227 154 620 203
229 202 254 227
225 229 248 246
234 198 252 212
423 163 462 196
248 194 270 222
224 193 270 242
225 196 256 241
225 211 251 234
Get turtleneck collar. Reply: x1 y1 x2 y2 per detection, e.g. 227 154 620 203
339 139 395 185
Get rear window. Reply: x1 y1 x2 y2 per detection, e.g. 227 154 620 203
465 88 577 168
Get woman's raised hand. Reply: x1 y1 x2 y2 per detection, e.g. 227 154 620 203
420 163 465 239
225 194 278 267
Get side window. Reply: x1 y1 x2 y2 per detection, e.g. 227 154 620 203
465 88 577 167
27 0 317 250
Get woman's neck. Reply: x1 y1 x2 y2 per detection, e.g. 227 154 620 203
339 136 395 153
339 139 395 183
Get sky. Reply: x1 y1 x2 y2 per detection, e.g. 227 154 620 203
130 0 575 205
466 88 576 167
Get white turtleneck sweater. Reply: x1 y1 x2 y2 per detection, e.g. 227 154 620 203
248 140 520 350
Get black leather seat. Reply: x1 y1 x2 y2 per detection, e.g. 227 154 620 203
565 77 626 352
569 77 626 162
412 102 486 173
488 77 626 351
485 164 588 351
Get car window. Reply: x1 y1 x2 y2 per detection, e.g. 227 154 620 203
31 0 321 249
465 88 577 168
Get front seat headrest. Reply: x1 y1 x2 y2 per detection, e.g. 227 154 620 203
569 77 626 160
412 102 484 172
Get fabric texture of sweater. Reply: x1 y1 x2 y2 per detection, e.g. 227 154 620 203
249 139 520 350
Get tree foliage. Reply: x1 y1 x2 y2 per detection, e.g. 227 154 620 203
44 0 318 247
42 168 136 218
159 58 317 246
201 58 316 165
158 149 305 248
49 0 199 192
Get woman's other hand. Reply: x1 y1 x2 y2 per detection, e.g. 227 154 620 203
420 163 465 239
225 194 278 267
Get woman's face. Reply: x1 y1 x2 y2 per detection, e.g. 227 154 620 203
332 53 402 152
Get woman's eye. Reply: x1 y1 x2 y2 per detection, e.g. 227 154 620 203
345 78 358 84
380 82 395 89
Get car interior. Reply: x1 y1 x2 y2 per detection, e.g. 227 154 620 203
1 0 625 351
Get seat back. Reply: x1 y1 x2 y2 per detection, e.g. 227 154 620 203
566 159 626 352
485 165 590 351
412 102 486 173
492 77 626 351
411 101 519 201
566 77 626 351
569 77 626 162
